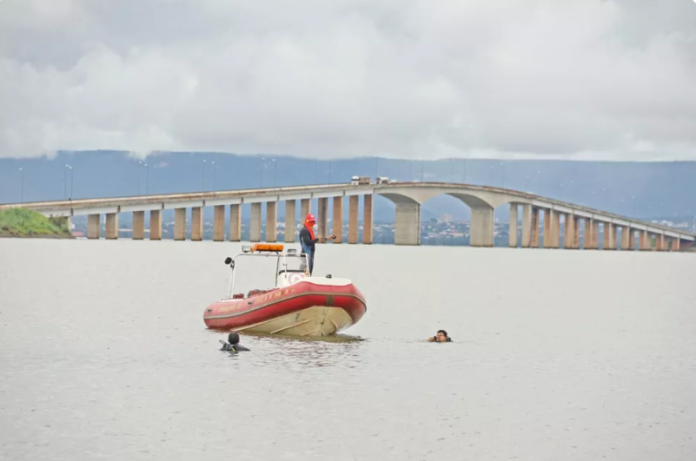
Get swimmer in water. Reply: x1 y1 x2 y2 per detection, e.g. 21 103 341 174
219 331 250 352
428 330 452 342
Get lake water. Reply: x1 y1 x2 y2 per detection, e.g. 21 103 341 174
1 239 695 461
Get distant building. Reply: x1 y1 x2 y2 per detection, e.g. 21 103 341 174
439 214 452 223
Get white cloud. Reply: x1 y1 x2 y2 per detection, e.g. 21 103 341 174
1 0 695 160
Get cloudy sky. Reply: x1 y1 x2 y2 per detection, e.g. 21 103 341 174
1 0 695 161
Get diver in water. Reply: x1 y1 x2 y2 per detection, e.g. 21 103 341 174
299 213 335 276
428 330 452 342
219 331 250 352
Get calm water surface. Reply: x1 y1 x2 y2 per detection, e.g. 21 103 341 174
1 239 695 461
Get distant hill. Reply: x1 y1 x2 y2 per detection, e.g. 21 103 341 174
1 151 695 222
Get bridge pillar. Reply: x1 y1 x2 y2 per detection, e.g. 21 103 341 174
300 198 311 220
150 210 161 240
348 195 359 244
191 207 203 241
564 213 574 249
363 194 373 244
317 198 328 240
285 200 296 243
471 206 494 247
250 203 262 242
133 211 145 240
674 238 681 251
213 205 225 242
571 216 580 249
174 208 186 241
88 214 100 239
509 204 518 248
543 209 558 248
521 204 532 248
266 202 277 242
332 197 343 243
621 227 631 250
105 213 118 240
395 202 420 245
229 204 241 242
639 230 649 251
583 219 593 249
657 233 665 251
531 207 540 248
587 220 599 249
602 223 615 250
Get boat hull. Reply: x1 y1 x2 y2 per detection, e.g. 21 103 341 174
203 278 366 337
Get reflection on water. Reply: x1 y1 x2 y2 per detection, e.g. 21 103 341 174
242 331 365 343
1 239 695 461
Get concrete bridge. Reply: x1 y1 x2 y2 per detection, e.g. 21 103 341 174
1 182 693 251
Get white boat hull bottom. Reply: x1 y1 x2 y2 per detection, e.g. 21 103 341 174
236 306 354 337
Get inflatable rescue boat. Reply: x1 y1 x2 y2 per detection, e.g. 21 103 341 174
203 244 366 337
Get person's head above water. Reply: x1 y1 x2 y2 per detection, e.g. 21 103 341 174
228 331 240 345
428 330 452 342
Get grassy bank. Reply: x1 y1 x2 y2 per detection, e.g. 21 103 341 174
0 208 73 238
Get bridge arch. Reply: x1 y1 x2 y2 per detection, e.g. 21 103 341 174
376 186 527 246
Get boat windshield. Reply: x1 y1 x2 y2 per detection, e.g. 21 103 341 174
227 251 308 299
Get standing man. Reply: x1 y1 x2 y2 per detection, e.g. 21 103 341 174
299 213 335 275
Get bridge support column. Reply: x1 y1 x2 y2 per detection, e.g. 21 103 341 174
332 197 343 243
88 214 100 239
639 230 649 251
266 202 277 242
564 214 575 249
213 205 225 242
191 207 203 241
657 233 665 251
543 209 558 248
603 223 615 250
174 208 186 241
132 211 145 240
229 204 241 242
348 196 359 244
285 200 296 243
571 216 580 249
531 207 540 248
300 198 311 220
509 204 518 248
583 219 593 249
250 203 262 242
317 198 328 240
471 206 494 247
592 221 600 249
150 210 161 240
521 204 532 248
674 238 681 251
543 209 551 248
363 194 373 244
105 213 118 240
395 202 420 245
621 227 631 250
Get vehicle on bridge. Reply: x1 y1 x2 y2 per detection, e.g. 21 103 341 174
351 176 371 185
203 244 366 337
376 176 389 184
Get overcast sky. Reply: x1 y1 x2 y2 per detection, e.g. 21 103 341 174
1 0 695 161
